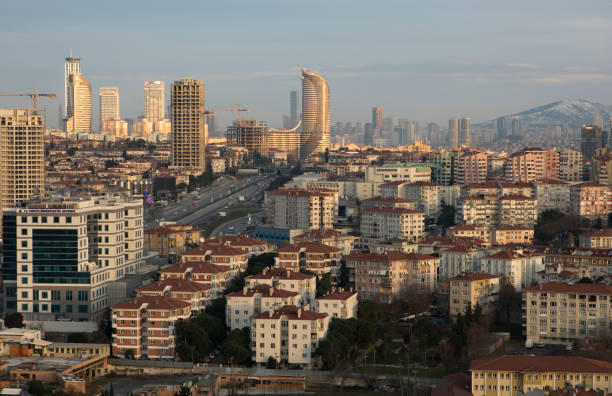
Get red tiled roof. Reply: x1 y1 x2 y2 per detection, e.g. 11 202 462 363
251 305 327 321
499 194 535 201
137 278 211 293
362 196 413 203
535 179 567 185
317 290 357 300
248 267 315 280
226 284 299 298
160 261 231 275
494 225 532 231
524 282 612 295
347 251 437 262
363 207 422 214
112 296 191 310
469 355 612 373
294 229 353 240
485 250 525 260
451 272 499 282
275 241 341 254
183 244 246 257
582 230 612 237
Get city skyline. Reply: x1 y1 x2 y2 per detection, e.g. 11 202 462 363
1 1 611 129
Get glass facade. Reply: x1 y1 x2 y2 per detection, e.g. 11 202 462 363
2 214 17 280
32 229 90 284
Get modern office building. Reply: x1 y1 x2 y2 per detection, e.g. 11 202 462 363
65 73 92 133
171 78 206 172
496 117 506 139
511 118 521 135
290 90 299 128
459 117 470 147
64 55 81 119
448 117 459 148
144 81 165 123
580 125 604 159
300 68 330 159
372 107 383 130
99 87 119 130
2 197 145 322
0 109 45 213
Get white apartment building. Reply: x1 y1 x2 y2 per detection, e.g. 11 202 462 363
480 250 544 291
450 273 500 316
579 230 612 249
455 195 499 227
265 187 337 231
499 195 537 228
251 305 329 367
365 163 431 183
523 282 612 345
226 285 301 330
533 179 571 214
556 147 583 182
439 246 487 281
360 207 424 248
246 268 317 307
315 290 358 319
401 182 441 220
2 196 145 322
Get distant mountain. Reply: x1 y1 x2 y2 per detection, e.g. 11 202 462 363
477 99 612 130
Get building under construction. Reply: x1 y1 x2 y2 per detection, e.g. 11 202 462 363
226 119 301 162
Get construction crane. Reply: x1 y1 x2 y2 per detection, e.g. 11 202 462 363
0 89 56 109
204 104 249 122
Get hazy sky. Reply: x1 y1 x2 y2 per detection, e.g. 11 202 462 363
1 0 611 129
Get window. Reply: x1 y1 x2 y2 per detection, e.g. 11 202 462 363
41 217 47 223
66 305 73 313
53 217 60 223
78 305 88 313
66 217 72 223
21 241 27 248
21 253 27 260
41 291 48 299
21 291 28 298
21 265 28 272
22 304 28 311
21 229 27 235
21 277 28 284
66 291 73 300
52 291 60 300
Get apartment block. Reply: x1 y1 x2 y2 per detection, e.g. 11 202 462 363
499 182 534 198
499 195 537 228
579 230 612 249
570 182 612 221
181 244 248 277
346 252 439 303
470 355 612 396
447 224 490 245
274 242 342 279
439 246 487 281
491 225 534 245
533 179 570 214
245 268 317 307
315 290 358 319
523 282 612 345
226 285 301 330
455 195 499 227
250 305 329 367
449 273 500 316
292 229 358 255
556 147 583 181
136 278 211 314
159 261 232 299
171 78 206 172
401 182 441 219
456 150 488 185
360 207 424 248
144 224 203 258
203 235 273 257
365 163 431 184
504 147 559 183
480 250 543 290
111 296 191 359
2 197 144 322
265 187 337 231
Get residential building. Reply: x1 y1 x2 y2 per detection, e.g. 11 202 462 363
499 195 537 228
315 289 358 319
579 230 612 249
102 117 128 139
456 150 488 185
136 278 211 314
447 224 490 245
533 179 570 214
274 242 342 279
491 226 534 245
455 195 499 227
292 229 358 255
2 197 145 322
462 182 500 197
556 147 583 181
346 252 439 303
570 182 612 221
523 282 612 345
144 224 202 258
203 235 273 257
171 78 206 172
99 87 119 130
226 285 300 330
144 81 165 123
365 163 431 184
0 109 45 213
449 273 500 316
360 206 424 247
159 261 232 299
581 125 604 159
401 182 441 219
301 68 330 159
439 246 486 281
245 268 316 307
265 187 336 231
111 296 191 359
470 355 612 396
251 305 329 367
181 244 248 276
498 182 534 198
504 147 559 183
132 118 153 140
480 250 543 290
66 73 92 133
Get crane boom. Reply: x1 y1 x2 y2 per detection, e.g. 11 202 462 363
0 89 56 108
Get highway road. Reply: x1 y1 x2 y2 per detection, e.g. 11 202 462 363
178 176 271 228
145 175 269 228
210 211 265 237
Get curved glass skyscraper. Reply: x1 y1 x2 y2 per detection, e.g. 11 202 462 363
300 68 329 159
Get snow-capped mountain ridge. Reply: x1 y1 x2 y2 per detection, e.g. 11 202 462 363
477 99 612 130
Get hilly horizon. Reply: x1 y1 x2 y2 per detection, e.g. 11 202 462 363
476 99 612 130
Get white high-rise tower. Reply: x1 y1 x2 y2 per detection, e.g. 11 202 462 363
64 54 81 118
300 68 330 160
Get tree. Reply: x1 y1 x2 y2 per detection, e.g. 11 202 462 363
473 302 483 324
315 273 332 297
174 384 192 396
205 297 227 323
222 328 251 365
266 356 278 369
246 252 276 275
496 282 521 323
5 312 24 328
436 205 456 228
28 380 52 396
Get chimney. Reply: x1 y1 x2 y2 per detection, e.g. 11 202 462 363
269 287 273 296
269 309 274 318
297 307 302 318
243 286 248 296
286 269 291 278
